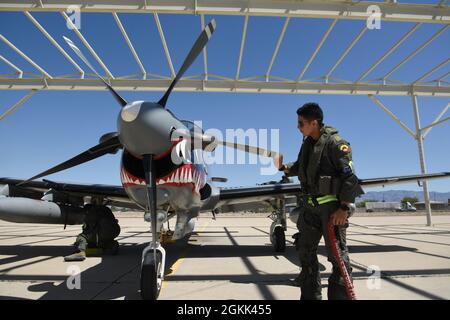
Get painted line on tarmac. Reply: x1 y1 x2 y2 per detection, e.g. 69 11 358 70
161 220 210 291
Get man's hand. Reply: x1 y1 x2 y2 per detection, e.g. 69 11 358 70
274 154 284 170
330 209 349 226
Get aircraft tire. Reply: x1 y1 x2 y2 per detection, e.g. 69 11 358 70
273 226 286 252
140 251 162 300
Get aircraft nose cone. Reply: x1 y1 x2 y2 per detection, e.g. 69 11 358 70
121 101 143 122
117 101 185 156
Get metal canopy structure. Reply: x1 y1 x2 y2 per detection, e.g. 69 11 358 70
0 0 449 226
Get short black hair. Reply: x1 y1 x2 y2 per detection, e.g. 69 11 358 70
296 102 323 125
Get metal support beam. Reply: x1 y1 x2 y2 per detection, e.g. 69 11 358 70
437 71 450 82
201 14 208 80
0 54 23 78
413 58 450 84
236 15 249 81
113 12 146 79
325 26 367 81
0 89 37 121
24 12 85 78
368 95 416 138
1 77 449 96
422 102 450 137
266 17 290 82
357 23 422 82
383 25 449 81
1 1 449 24
153 13 175 78
0 34 52 78
411 95 432 226
61 12 114 79
297 19 337 81
422 115 450 132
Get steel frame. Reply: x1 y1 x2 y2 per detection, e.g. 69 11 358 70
1 1 449 23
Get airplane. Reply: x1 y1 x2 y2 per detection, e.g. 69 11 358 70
1 19 449 300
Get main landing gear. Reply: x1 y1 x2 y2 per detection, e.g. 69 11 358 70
268 198 287 252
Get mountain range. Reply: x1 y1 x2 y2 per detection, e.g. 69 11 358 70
356 190 450 203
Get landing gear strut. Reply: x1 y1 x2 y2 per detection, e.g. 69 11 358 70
140 154 167 300
268 198 286 252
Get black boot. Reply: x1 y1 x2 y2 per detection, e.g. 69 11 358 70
328 267 352 300
299 266 322 300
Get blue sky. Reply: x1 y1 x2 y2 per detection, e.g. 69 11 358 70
1 8 449 193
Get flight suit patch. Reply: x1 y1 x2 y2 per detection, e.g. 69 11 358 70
342 166 353 174
339 144 351 154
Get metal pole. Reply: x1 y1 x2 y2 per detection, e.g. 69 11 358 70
325 26 367 81
236 15 249 81
0 89 37 121
266 17 290 82
413 58 449 84
368 95 416 138
356 23 421 82
411 95 432 226
61 12 114 79
297 19 337 81
113 12 147 79
25 11 85 78
0 34 52 78
423 102 450 137
383 25 449 81
154 13 175 78
0 54 23 78
437 71 449 83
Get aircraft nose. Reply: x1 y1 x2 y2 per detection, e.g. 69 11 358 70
117 102 184 156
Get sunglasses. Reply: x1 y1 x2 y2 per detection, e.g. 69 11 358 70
298 119 310 128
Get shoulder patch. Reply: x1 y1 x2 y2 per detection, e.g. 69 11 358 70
339 144 351 154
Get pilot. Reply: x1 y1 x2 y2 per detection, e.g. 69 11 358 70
275 102 363 300
64 200 121 262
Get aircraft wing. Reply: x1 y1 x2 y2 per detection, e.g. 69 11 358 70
0 178 141 210
214 172 450 208
1 171 449 212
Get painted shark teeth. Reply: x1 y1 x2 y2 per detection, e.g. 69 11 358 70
121 167 145 186
152 164 204 195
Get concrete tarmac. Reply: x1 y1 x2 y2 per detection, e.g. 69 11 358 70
0 213 449 300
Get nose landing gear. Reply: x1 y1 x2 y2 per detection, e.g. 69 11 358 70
140 241 166 300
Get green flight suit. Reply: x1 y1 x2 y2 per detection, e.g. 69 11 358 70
286 125 364 300
75 205 121 252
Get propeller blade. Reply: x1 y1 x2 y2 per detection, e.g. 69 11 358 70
170 128 279 158
17 135 122 186
218 140 280 159
63 36 128 107
143 154 158 273
158 19 216 107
